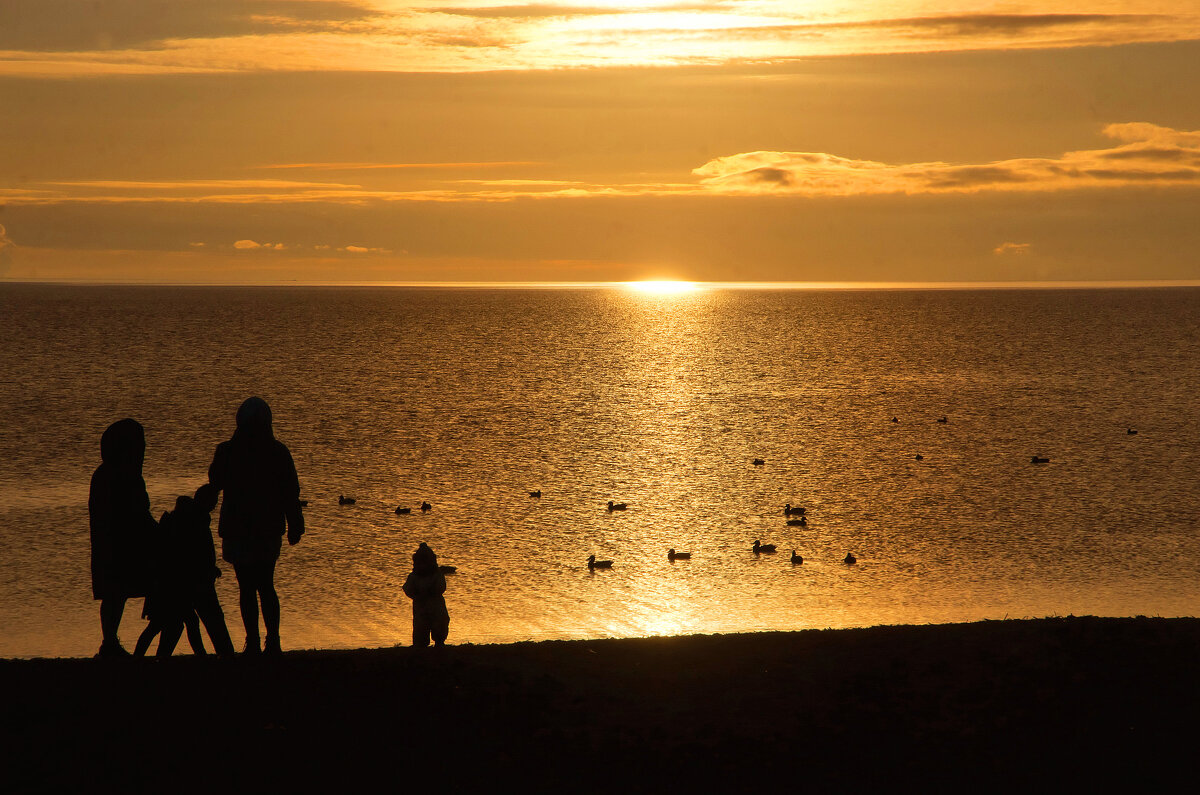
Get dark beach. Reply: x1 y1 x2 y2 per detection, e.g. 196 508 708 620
5 616 1199 791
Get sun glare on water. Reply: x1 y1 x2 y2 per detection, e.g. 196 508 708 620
627 280 699 294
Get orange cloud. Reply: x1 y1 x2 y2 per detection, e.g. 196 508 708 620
2 4 1196 76
994 242 1032 256
693 123 1200 195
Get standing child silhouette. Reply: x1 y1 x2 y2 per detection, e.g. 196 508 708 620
402 542 450 648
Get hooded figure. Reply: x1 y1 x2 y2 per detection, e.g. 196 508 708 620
89 418 157 655
208 397 304 655
402 542 450 648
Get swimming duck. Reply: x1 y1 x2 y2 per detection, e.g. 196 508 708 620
1127 428 1137 435
668 549 692 561
752 458 765 466
607 501 628 511
753 540 777 554
790 550 803 564
421 502 432 512
587 554 613 570
843 552 857 565
937 416 948 423
915 454 924 461
890 417 899 423
784 504 806 516
395 506 411 515
529 490 542 498
338 495 356 505
1031 456 1050 464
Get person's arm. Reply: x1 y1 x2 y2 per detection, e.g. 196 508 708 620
282 445 305 545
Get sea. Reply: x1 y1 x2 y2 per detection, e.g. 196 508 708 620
1 283 1198 659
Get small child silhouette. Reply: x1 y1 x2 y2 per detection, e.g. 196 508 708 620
402 542 450 648
134 484 235 657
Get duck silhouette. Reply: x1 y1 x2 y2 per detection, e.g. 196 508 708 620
1127 428 1138 435
790 550 803 564
1031 456 1050 464
529 490 542 498
937 416 948 423
844 552 857 565
421 501 432 512
394 506 411 515
607 501 627 511
753 540 777 554
784 504 806 516
668 548 692 561
587 554 613 570
752 458 765 466
338 495 356 505
915 454 924 461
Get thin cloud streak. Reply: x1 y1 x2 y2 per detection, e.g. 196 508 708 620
260 161 543 170
49 179 363 189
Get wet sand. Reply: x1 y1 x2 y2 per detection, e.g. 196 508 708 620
4 616 1199 791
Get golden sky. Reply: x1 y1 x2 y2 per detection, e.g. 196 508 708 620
2 1 1199 283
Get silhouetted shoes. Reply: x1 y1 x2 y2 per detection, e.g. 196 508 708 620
264 636 282 657
96 640 131 659
242 639 262 656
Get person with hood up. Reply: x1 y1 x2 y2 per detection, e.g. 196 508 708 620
89 418 157 658
402 542 450 648
208 397 304 656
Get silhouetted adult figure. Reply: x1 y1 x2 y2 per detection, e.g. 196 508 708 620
208 397 304 656
89 418 156 657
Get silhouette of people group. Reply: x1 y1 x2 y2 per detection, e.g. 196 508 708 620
89 397 306 658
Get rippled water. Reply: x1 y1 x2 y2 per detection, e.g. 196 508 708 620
1 284 1198 658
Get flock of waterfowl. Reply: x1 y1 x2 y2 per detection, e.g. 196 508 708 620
331 488 853 573
327 416 1139 575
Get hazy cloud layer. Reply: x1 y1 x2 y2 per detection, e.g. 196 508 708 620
0 0 377 52
1 2 1196 74
694 123 1200 195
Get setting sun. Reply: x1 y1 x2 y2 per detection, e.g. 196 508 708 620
626 280 699 294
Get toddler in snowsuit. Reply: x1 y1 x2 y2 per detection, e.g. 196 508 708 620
402 542 449 648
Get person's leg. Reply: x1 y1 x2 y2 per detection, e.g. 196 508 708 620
99 597 128 654
235 564 261 653
432 616 449 648
157 619 184 657
133 621 158 657
183 610 206 655
195 587 236 657
260 561 281 655
412 607 431 648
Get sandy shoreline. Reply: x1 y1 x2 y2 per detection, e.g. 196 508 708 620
4 616 1200 791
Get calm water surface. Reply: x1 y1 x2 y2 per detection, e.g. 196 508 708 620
1 284 1198 658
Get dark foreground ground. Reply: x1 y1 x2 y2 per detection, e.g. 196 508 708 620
4 617 1199 792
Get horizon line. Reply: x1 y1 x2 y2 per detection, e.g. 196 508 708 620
4 279 1200 290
